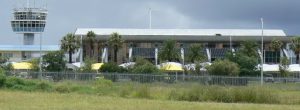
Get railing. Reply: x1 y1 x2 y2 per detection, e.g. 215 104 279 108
7 72 300 86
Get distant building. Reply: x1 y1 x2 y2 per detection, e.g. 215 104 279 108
0 45 60 62
74 28 294 64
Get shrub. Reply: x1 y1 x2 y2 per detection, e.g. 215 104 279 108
131 63 160 74
36 81 52 91
99 63 126 73
207 59 240 76
55 85 71 93
132 57 160 74
4 77 40 91
5 77 26 88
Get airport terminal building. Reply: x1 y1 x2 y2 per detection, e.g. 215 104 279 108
75 28 294 65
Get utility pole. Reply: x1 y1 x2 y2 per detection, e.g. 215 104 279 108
149 8 152 29
27 0 30 8
261 18 264 85
39 33 43 79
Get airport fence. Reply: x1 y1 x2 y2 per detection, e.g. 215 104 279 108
6 71 300 86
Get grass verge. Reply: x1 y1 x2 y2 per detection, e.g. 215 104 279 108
0 90 299 110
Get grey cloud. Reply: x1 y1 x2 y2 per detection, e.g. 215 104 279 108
0 0 299 45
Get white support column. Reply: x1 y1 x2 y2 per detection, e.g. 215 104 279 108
129 47 132 62
80 35 83 65
206 48 211 62
105 47 108 63
101 48 105 63
181 48 185 65
101 47 108 63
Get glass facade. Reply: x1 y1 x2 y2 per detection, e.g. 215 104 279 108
210 48 231 61
265 51 280 64
11 21 46 32
132 48 155 58
11 8 47 33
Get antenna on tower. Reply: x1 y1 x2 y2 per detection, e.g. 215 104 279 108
45 0 48 9
33 0 36 8
27 0 29 8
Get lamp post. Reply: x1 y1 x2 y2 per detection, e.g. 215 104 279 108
149 8 152 29
230 35 232 50
39 33 42 79
261 18 264 85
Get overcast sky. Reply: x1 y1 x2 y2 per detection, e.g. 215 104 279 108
1 0 299 45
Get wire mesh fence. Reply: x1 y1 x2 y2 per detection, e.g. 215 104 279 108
6 71 300 86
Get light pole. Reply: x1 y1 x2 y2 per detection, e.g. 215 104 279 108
39 33 43 79
149 8 152 29
80 35 83 65
260 18 264 85
230 35 232 50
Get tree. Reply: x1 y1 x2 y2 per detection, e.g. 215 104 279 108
239 41 259 58
0 56 8 64
226 52 259 76
85 31 96 58
186 44 206 63
270 39 283 51
60 33 81 63
43 51 66 72
108 32 124 63
207 59 240 76
0 56 13 71
279 57 290 77
290 37 300 64
28 58 40 72
159 39 180 62
270 39 283 63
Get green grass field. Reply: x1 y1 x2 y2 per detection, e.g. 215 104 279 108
0 90 299 110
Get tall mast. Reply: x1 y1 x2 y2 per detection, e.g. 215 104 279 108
27 0 29 8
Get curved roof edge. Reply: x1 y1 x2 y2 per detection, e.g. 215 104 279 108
75 28 287 37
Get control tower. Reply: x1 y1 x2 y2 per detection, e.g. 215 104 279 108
11 0 47 60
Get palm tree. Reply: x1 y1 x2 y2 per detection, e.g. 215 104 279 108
239 41 259 58
108 32 124 63
290 37 300 64
85 31 96 58
158 39 180 62
270 39 283 63
187 44 206 63
60 33 81 63
270 39 283 51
